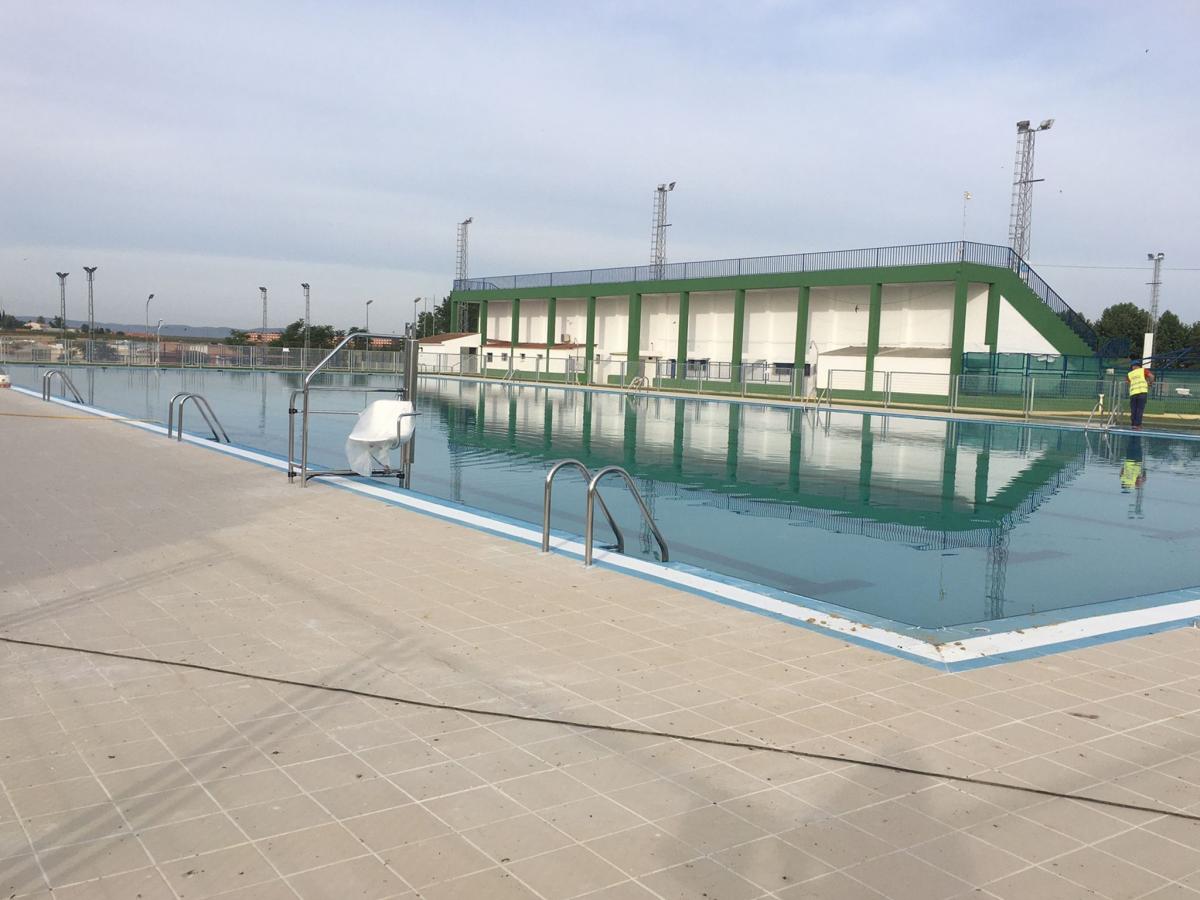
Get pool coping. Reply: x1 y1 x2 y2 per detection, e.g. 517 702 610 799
13 382 1200 671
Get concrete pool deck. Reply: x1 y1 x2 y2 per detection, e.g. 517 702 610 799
2 387 1200 900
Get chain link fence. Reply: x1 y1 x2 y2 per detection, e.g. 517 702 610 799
7 335 1197 426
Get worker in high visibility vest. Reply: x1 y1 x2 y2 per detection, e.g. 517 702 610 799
1127 360 1154 430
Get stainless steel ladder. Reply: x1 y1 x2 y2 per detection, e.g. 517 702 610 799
41 369 83 403
540 459 669 566
167 393 230 443
541 460 624 554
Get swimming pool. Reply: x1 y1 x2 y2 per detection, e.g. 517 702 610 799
11 364 1200 665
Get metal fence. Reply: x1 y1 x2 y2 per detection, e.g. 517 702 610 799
9 336 1194 425
0 337 409 374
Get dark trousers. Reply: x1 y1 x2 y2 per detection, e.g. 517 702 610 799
1130 393 1147 427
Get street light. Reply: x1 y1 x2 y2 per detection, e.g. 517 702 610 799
365 299 374 332
1144 252 1166 362
413 297 421 338
145 293 155 338
55 272 69 334
155 318 164 366
83 266 97 360
259 286 268 334
300 283 311 356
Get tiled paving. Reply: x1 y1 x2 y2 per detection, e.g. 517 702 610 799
1 386 1199 900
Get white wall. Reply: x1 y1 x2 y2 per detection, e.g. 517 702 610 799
744 288 798 364
878 282 952 348
808 285 871 352
556 298 587 345
520 299 549 345
640 293 678 358
963 284 990 352
487 300 514 342
594 295 627 355
686 291 735 361
996 295 1057 354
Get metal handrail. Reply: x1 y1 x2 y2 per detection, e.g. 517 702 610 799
584 465 669 566
41 369 83 403
167 392 230 443
542 460 624 555
295 332 415 487
287 385 413 481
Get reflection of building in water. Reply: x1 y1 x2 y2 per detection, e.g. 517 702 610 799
429 382 1087 617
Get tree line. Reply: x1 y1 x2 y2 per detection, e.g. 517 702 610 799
1093 303 1200 361
225 296 476 348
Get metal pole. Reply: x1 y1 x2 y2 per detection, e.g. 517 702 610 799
56 272 69 336
83 266 97 361
403 337 419 403
259 286 268 334
301 283 311 355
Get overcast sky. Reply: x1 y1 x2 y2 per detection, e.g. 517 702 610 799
2 1 1197 331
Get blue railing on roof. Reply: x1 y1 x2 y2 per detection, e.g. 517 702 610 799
454 240 1097 351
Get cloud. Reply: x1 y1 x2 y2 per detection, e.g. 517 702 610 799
1 0 1197 326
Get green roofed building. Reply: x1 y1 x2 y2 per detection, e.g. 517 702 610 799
443 241 1097 399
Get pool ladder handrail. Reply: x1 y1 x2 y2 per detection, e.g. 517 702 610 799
585 465 669 567
167 392 230 443
541 460 625 555
292 331 416 487
41 369 83 403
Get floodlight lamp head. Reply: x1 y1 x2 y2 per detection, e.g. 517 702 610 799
56 272 68 279
1016 120 1031 131
366 299 374 306
259 286 267 293
300 282 309 290
148 293 154 300
462 217 473 225
83 266 97 275
1148 252 1163 261
667 181 676 190
1039 118 1055 130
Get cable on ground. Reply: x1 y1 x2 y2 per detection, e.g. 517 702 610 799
1 634 1196 824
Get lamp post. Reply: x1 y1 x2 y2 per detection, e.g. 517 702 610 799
145 292 154 336
155 318 164 366
300 283 311 359
1144 252 1165 363
259 286 268 334
365 299 373 332
1008 118 1054 261
56 272 69 335
83 266 98 360
413 297 421 338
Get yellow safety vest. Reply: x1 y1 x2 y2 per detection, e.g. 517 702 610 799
1121 459 1142 489
1128 367 1149 396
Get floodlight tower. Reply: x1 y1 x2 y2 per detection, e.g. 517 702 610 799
55 272 69 332
1007 119 1054 261
651 182 676 278
83 266 98 360
300 283 311 355
456 218 473 284
456 217 473 330
259 286 268 333
1144 252 1165 363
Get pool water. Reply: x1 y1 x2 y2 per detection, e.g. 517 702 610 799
14 365 1200 637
